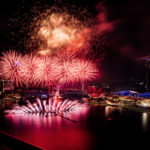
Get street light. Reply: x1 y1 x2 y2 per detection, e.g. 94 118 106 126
81 69 84 91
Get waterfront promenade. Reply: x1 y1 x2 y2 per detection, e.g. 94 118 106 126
84 97 150 113
0 98 19 103
121 103 150 112
2 96 150 114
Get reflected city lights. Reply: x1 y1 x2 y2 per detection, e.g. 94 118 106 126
142 112 148 130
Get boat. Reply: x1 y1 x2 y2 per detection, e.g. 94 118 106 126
106 100 119 106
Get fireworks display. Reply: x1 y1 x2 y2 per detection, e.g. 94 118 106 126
0 50 99 87
38 55 58 86
73 58 99 83
4 95 90 115
1 1 104 89
20 53 42 86
0 51 23 87
54 51 77 84
1 1 107 120
8 1 106 60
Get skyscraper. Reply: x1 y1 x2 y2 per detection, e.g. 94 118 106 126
137 55 150 92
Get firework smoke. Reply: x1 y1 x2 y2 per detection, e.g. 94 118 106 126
8 1 106 60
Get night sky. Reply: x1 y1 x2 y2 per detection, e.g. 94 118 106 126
0 0 150 83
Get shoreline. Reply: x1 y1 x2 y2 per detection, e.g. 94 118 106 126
86 100 150 113
121 104 150 112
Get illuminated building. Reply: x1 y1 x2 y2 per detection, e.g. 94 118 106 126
98 79 145 94
137 55 150 92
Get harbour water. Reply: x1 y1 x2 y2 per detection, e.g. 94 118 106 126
0 101 150 149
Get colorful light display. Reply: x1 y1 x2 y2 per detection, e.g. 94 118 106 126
0 51 23 87
20 53 42 86
87 86 106 98
9 1 106 61
4 94 90 115
0 50 99 88
2 1 107 120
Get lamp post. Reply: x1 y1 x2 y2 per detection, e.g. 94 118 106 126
81 69 85 101
82 69 84 91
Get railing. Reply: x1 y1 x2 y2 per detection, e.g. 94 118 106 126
0 130 44 150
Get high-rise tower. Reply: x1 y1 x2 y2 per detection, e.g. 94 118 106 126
137 55 150 92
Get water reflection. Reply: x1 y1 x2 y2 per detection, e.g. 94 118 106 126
105 106 112 118
4 110 93 150
63 109 89 121
2 102 150 149
142 112 148 131
5 112 64 129
0 101 14 111
105 106 122 118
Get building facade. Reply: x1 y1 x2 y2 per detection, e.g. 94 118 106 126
137 55 150 92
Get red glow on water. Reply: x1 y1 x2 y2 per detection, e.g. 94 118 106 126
0 130 44 149
4 110 92 150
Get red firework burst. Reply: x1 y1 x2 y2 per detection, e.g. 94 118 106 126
54 52 99 85
20 53 42 86
38 55 57 86
73 59 99 82
0 50 99 88
0 50 23 87
54 52 77 84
